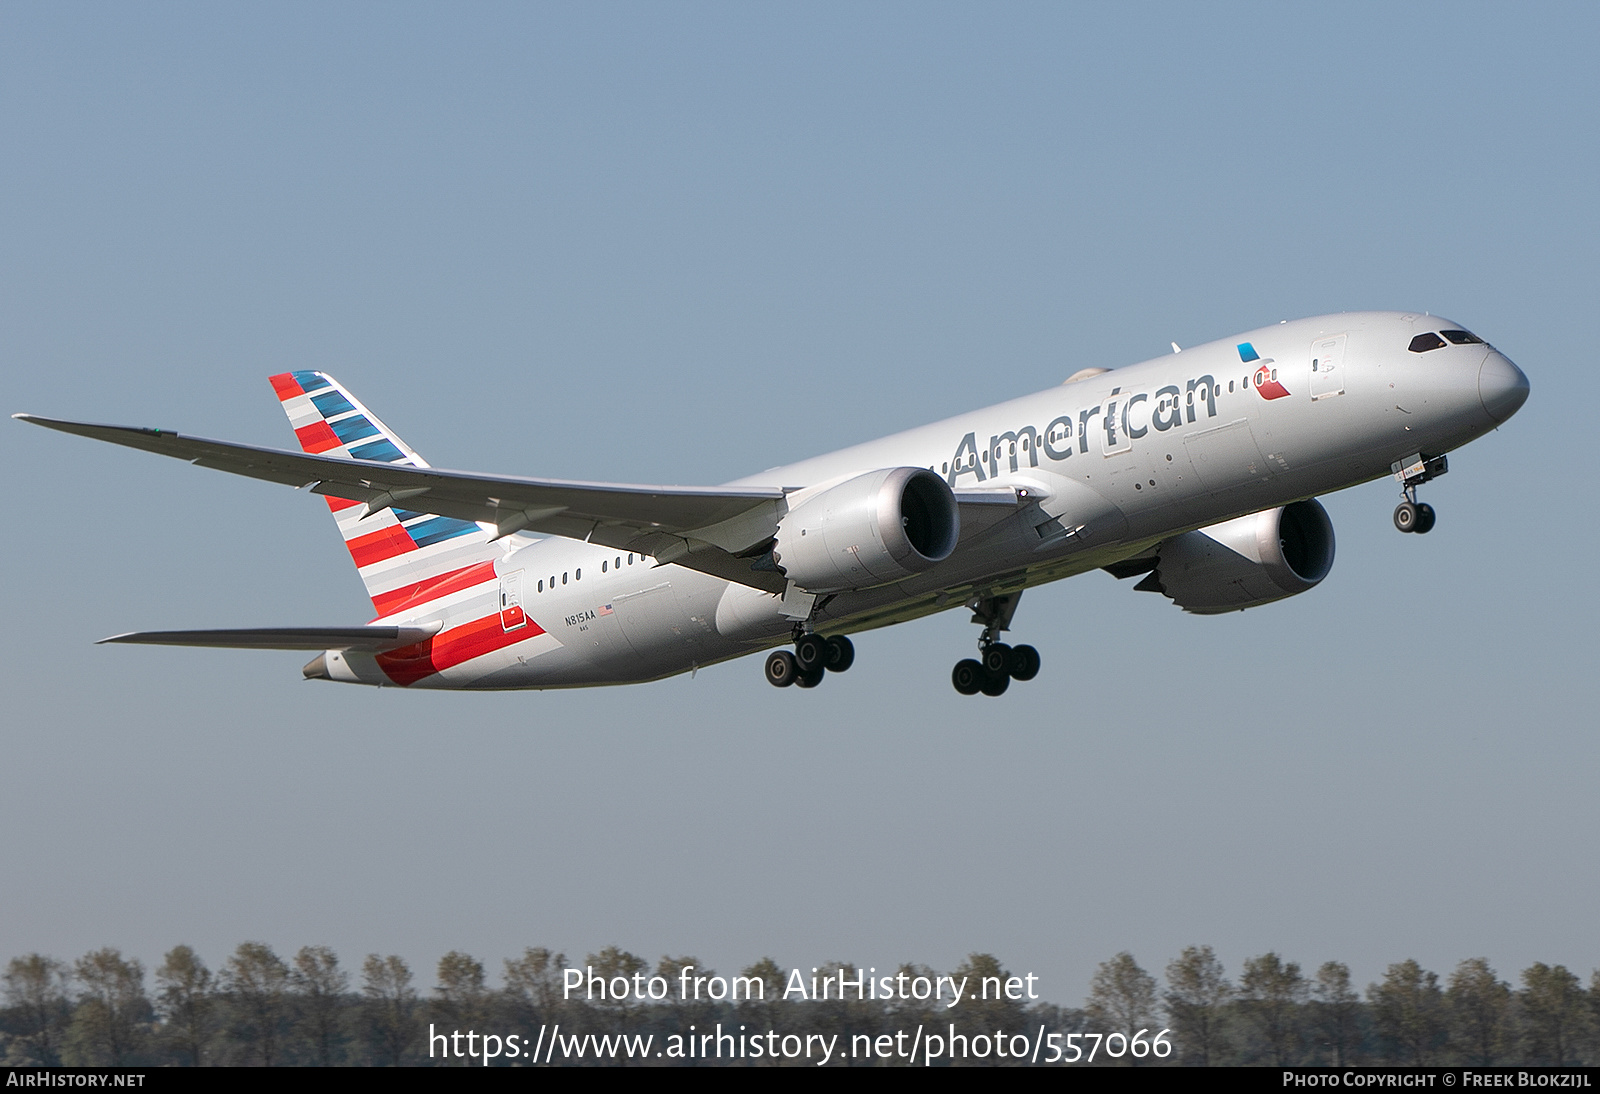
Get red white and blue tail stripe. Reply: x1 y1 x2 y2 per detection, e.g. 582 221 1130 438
268 370 499 619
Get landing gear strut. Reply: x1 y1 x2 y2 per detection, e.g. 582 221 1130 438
1391 453 1445 535
765 630 854 689
952 591 1041 697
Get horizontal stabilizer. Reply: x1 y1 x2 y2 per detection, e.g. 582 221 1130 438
97 625 441 651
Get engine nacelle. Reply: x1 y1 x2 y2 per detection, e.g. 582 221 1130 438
774 467 960 593
1142 499 1336 614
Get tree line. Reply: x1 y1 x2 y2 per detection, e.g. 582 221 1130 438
2 943 1595 1066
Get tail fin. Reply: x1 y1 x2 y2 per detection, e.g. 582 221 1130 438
268 371 500 619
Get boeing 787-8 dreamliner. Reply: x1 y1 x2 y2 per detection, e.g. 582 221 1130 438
18 311 1529 696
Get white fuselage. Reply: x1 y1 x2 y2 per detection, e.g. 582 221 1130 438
322 311 1523 689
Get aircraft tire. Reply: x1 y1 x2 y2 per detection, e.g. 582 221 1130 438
952 659 984 695
824 635 855 672
1414 503 1436 534
795 633 829 673
979 670 1010 697
1008 644 1041 681
1393 501 1419 533
981 643 1012 677
765 650 799 687
794 667 825 689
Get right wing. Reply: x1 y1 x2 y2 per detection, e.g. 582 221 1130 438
16 414 792 593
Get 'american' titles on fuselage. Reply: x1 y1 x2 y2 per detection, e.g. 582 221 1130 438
944 359 1270 482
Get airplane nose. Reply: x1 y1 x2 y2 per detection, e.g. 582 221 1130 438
1478 350 1529 423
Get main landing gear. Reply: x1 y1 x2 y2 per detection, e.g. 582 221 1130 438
951 591 1040 697
1391 453 1447 535
765 631 855 689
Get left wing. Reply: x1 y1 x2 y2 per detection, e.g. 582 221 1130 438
16 414 792 593
97 625 441 651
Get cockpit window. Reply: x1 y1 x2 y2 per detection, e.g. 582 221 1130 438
1440 329 1484 345
1408 332 1446 353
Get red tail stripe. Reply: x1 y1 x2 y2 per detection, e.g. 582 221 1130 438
376 612 544 686
295 420 341 454
269 373 304 401
325 496 361 513
371 560 498 617
346 525 416 568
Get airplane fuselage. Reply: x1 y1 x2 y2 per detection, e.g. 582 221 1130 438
313 310 1526 689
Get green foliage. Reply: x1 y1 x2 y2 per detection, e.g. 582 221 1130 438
1369 959 1447 1064
1164 945 1231 1066
361 954 417 1066
155 945 215 1067
291 946 349 1067
1446 958 1510 1066
503 947 566 1027
1238 953 1307 1065
223 942 290 1066
1086 952 1159 1052
1519 962 1586 1065
65 948 150 1065
1 942 1593 1066
2 954 73 1065
1311 961 1362 1067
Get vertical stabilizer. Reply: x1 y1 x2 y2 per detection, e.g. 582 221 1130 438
268 371 501 618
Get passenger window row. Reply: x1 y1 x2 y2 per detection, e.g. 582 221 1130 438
536 554 646 593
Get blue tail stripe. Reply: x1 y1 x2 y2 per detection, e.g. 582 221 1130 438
330 416 380 444
405 516 480 548
349 438 405 463
291 370 332 393
311 390 358 418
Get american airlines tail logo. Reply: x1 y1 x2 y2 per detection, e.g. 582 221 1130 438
1240 343 1291 400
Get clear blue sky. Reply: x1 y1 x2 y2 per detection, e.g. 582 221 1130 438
3 2 1595 1005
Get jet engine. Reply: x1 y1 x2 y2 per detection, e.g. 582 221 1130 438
1137 499 1336 614
773 467 960 593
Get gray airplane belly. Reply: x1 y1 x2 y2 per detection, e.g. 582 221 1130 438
600 569 749 680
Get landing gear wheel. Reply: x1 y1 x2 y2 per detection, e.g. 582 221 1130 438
765 650 799 688
794 633 828 673
824 635 855 672
952 659 984 695
981 643 1013 677
1414 502 1436 534
1008 644 1041 681
794 668 824 689
979 670 1010 697
1393 501 1419 533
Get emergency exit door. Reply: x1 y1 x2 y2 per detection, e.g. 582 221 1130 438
499 570 527 631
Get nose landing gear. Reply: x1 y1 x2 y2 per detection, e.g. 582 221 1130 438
952 592 1041 697
1391 453 1446 535
1393 499 1436 534
765 631 855 688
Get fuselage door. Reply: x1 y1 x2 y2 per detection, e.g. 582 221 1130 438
1310 333 1347 401
1100 391 1135 456
499 569 527 631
